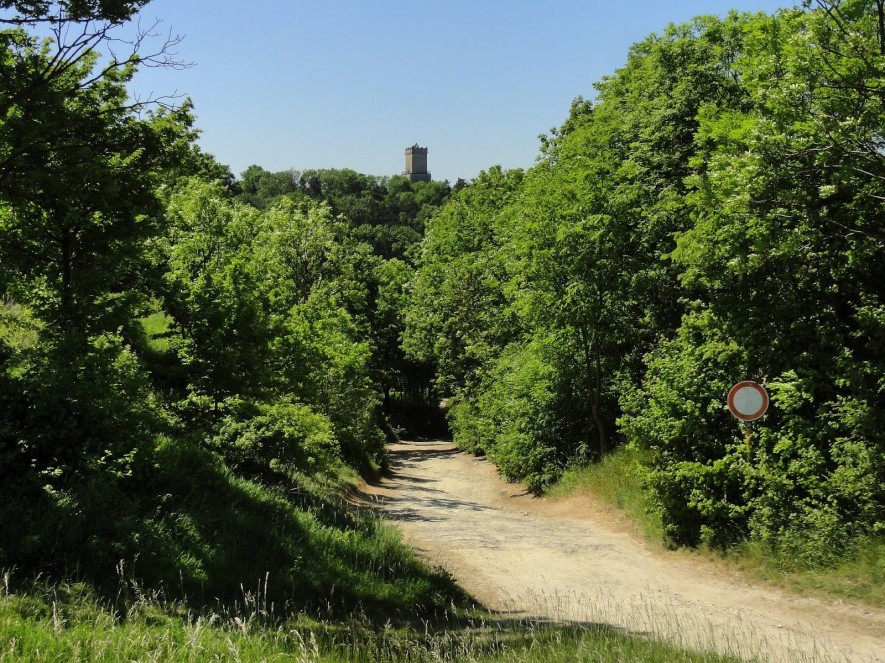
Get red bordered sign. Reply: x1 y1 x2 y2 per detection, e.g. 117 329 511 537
727 381 769 421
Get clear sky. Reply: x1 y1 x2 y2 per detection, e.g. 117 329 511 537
126 0 797 184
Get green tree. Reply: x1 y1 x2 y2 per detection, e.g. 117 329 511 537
161 179 272 405
405 166 524 403
0 1 149 23
0 0 185 200
0 1 191 484
505 159 635 458
255 198 384 467
623 5 884 554
370 258 414 408
237 165 300 209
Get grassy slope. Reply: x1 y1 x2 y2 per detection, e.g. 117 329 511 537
549 446 884 608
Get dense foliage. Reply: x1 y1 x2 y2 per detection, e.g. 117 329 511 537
1 0 881 622
407 1 884 561
0 0 453 615
237 165 451 262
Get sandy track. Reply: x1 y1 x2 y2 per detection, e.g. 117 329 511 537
358 439 884 663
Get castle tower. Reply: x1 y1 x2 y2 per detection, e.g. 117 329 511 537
403 144 431 182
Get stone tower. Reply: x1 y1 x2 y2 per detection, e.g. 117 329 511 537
403 144 431 182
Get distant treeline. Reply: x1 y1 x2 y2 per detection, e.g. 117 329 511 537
236 166 452 262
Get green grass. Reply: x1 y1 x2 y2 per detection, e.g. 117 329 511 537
730 536 885 608
548 445 662 542
0 580 750 663
549 445 885 609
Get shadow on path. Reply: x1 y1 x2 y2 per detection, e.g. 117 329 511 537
387 444 461 465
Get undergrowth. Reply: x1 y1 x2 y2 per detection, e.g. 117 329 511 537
0 436 462 621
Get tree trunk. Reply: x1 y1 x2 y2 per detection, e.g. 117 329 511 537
578 324 607 458
877 0 885 56
60 223 73 325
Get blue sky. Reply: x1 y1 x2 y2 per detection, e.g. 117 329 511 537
126 0 796 184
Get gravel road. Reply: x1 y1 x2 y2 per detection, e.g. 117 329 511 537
359 439 884 663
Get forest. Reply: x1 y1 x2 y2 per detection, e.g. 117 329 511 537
407 0 884 563
0 0 882 659
0 0 454 614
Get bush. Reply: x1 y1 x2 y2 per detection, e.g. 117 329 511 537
214 398 340 476
619 308 752 547
449 338 570 492
621 308 885 558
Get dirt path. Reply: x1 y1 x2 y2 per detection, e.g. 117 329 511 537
358 439 884 663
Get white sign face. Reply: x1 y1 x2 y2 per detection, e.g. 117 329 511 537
733 387 763 416
728 381 769 421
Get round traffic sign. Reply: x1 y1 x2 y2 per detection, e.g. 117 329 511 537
727 381 769 421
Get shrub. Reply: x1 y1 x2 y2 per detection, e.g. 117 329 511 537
449 337 569 492
214 399 340 476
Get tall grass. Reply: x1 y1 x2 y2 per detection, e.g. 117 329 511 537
548 445 662 542
732 536 885 608
0 578 753 663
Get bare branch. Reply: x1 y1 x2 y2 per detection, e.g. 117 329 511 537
822 215 885 242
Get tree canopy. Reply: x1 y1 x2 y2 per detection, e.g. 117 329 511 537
406 2 884 557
